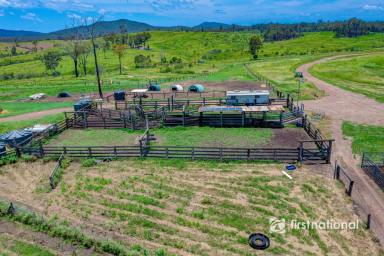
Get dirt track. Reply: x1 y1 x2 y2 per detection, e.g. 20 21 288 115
0 107 72 122
297 54 384 241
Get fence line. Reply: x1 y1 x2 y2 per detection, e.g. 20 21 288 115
49 152 65 190
21 143 332 163
334 161 354 196
361 153 384 190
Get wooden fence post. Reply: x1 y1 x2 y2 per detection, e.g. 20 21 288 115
139 140 143 157
347 181 354 196
279 112 283 126
327 140 333 164
287 93 290 108
220 112 223 127
83 111 88 128
298 142 304 162
367 214 371 229
39 141 44 158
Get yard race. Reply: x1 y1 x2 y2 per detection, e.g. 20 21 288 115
0 2 384 256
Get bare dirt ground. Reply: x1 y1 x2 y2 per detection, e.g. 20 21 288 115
0 107 72 122
297 54 384 242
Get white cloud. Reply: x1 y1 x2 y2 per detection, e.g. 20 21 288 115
363 4 384 11
67 13 81 20
98 8 106 15
21 12 42 22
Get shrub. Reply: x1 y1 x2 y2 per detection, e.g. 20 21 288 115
160 66 172 73
82 158 98 167
0 155 18 166
134 55 152 68
22 154 37 163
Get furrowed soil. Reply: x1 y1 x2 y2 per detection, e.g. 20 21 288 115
0 159 382 255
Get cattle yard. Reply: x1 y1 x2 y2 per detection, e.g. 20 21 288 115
0 80 332 165
1 77 383 255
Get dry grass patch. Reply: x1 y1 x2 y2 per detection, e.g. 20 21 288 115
0 159 382 255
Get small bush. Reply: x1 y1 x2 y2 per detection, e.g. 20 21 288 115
0 155 18 166
82 158 98 167
22 154 37 163
160 66 172 73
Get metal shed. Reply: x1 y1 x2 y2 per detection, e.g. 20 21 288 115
188 84 205 92
226 90 270 106
114 90 126 101
148 84 161 91
0 130 33 147
171 84 184 92
74 99 92 111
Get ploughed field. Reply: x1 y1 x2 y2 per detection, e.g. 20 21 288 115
0 159 382 255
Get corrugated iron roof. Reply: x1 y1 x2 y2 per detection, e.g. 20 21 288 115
226 90 270 96
199 105 284 113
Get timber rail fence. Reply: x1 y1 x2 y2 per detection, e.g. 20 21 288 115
333 161 374 232
334 161 354 196
361 153 384 190
49 152 65 190
22 145 314 163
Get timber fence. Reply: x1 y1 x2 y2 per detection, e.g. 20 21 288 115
332 161 384 240
49 152 65 190
361 153 384 191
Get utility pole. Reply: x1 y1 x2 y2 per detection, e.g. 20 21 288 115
295 71 304 106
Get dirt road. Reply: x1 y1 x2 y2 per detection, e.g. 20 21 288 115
0 107 72 122
297 55 384 241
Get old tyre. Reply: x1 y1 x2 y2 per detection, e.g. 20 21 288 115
248 233 270 250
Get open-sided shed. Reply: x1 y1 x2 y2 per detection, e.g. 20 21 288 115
188 84 205 92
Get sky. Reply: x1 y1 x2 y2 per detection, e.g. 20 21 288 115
0 0 383 32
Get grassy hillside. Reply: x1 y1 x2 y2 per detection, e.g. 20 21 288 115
1 32 384 101
247 55 325 100
310 54 384 102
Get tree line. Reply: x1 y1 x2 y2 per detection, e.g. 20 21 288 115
198 18 383 41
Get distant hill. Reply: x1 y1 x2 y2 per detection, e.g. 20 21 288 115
0 19 231 41
1 18 383 42
193 22 231 30
46 19 156 39
0 29 44 38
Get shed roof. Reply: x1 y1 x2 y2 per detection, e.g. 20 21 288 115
226 90 270 97
131 89 148 93
198 105 284 113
